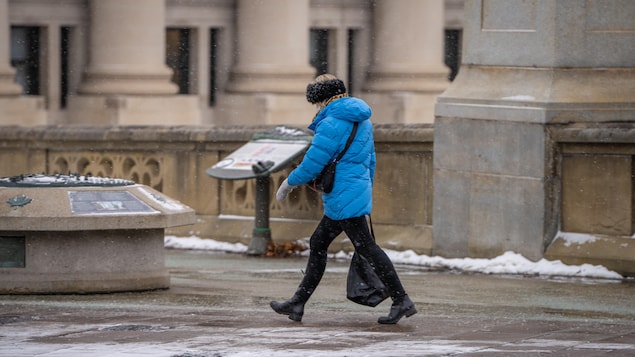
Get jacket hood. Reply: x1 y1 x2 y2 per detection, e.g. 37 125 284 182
308 97 372 131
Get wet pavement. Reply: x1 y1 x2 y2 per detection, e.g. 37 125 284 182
1 248 635 356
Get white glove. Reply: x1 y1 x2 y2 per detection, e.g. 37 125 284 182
276 178 295 201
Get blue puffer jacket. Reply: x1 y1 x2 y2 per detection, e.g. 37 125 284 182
288 97 375 220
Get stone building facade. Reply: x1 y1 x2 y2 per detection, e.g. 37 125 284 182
1 0 461 126
1 0 634 276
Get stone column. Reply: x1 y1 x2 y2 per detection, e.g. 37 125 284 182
0 0 45 125
69 0 199 125
78 0 175 95
219 0 315 126
433 0 635 262
363 0 449 124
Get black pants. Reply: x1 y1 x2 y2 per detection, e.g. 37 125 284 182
294 215 406 303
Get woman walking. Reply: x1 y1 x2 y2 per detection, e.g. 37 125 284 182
271 74 417 324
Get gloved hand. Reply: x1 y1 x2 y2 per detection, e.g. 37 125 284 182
276 178 295 201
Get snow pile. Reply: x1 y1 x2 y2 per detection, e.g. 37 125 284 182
384 250 622 279
164 235 623 280
165 235 248 253
502 95 536 101
0 173 134 187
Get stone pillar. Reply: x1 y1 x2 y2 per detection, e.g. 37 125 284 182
68 0 199 125
219 0 315 126
78 0 176 95
433 0 635 261
0 0 45 125
363 0 449 124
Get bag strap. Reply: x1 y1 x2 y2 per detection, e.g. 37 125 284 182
368 215 376 241
334 122 359 163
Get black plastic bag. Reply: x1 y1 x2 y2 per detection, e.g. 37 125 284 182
346 252 390 307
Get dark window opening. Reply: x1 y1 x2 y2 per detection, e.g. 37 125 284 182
347 29 357 95
444 29 462 81
60 27 71 108
632 156 635 235
10 26 40 95
209 28 218 107
310 29 329 76
166 28 190 94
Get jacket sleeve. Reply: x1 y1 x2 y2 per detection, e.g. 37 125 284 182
287 118 340 186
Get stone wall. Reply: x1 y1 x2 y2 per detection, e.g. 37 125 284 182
0 124 633 274
545 123 635 275
0 125 434 254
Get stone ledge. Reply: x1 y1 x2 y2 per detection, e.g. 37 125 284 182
550 123 635 143
544 233 635 277
437 66 635 124
0 271 170 294
0 124 434 143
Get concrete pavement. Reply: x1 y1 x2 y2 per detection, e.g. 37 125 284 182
1 248 635 356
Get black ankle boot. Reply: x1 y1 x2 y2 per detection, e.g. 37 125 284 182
270 296 305 322
378 295 417 324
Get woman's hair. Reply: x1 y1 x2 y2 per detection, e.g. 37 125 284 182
306 74 347 104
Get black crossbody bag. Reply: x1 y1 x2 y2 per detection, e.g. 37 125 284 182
310 122 359 193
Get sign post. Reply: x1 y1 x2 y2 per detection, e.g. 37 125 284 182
206 126 312 255
251 175 271 255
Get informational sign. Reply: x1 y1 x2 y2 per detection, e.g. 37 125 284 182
68 191 157 215
204 126 312 255
206 126 312 180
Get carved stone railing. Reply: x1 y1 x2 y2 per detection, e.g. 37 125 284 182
0 125 434 253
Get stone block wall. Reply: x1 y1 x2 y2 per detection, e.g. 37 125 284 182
554 124 635 238
544 124 635 275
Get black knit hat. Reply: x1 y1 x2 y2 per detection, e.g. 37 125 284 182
305 79 347 103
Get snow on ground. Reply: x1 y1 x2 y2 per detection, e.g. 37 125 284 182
502 94 536 101
164 235 623 280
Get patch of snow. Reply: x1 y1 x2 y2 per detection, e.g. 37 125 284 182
385 250 622 279
557 231 598 246
164 236 623 280
502 95 536 101
136 186 188 211
0 173 134 186
256 139 311 144
218 214 317 223
165 235 248 253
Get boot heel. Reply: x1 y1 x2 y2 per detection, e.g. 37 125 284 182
288 312 303 322
404 306 418 318
270 298 305 322
378 296 417 324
